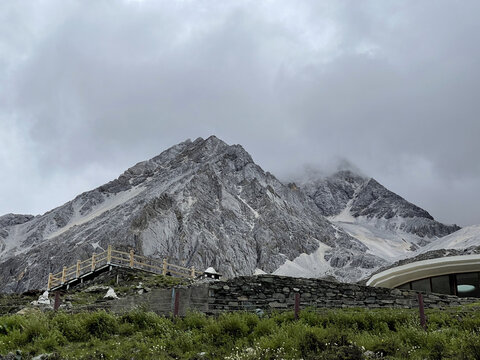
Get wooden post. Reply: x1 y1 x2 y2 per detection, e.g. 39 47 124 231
173 289 180 317
61 266 67 284
294 293 301 320
76 260 81 278
91 254 96 271
129 249 134 268
54 292 61 311
163 259 168 275
47 273 52 290
418 293 427 330
191 266 195 278
107 245 112 264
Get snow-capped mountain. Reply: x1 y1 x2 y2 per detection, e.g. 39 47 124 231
0 136 383 292
300 170 460 261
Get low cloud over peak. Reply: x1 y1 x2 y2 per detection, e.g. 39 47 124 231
1 0 479 226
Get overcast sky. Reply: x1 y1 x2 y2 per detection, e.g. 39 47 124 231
1 0 479 226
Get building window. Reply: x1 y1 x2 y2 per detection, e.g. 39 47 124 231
394 272 480 298
411 278 431 293
431 275 453 295
456 272 480 298
397 282 411 290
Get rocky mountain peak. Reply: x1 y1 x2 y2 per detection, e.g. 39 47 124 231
0 138 465 293
300 169 368 217
349 178 434 220
0 214 35 228
2 137 386 292
97 136 254 194
300 167 460 258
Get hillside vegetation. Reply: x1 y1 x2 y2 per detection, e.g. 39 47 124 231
1 306 480 360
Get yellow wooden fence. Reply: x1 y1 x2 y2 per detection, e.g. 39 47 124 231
47 245 201 290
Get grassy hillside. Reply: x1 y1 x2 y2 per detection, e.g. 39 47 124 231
1 306 480 360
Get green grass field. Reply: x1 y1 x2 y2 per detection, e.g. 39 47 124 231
1 305 480 359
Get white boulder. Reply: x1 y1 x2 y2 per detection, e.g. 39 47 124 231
104 287 119 299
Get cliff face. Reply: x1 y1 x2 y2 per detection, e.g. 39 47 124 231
302 170 459 237
1 136 384 292
1 136 464 293
299 169 460 262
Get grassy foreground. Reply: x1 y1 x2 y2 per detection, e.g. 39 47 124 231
1 306 480 360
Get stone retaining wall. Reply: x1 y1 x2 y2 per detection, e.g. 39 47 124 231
70 274 478 316
205 275 477 313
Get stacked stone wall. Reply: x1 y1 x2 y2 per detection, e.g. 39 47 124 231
205 275 477 313
57 274 478 316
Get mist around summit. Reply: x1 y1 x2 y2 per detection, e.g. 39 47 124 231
1 136 474 293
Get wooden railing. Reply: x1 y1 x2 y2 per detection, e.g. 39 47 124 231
47 245 202 290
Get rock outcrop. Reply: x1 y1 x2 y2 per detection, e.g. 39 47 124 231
0 137 383 292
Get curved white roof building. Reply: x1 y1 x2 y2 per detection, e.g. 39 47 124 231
367 254 480 297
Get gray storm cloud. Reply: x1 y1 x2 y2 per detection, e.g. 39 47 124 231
0 0 479 226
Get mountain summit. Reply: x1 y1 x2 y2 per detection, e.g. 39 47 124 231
0 137 461 292
1 136 380 292
300 169 460 260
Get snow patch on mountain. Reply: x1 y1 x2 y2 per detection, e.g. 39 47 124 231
46 186 146 240
254 268 267 275
418 225 480 253
329 204 356 223
273 242 332 278
330 217 422 260
298 168 461 266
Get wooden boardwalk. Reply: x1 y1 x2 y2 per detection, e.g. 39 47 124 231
47 245 202 291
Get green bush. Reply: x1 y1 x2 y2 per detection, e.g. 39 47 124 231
83 311 118 339
0 315 26 335
219 313 250 338
2 306 480 359
425 332 449 360
52 312 88 342
297 327 328 356
121 309 161 330
180 311 209 330
253 318 276 337
35 329 66 353
459 332 480 360
368 334 403 357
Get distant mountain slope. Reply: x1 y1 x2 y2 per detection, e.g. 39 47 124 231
418 225 480 253
0 136 384 293
367 226 480 279
0 214 35 253
300 170 460 261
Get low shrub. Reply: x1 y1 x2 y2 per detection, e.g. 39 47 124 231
121 309 161 330
52 312 88 342
459 332 480 360
83 311 118 339
218 313 250 338
1 306 480 359
180 311 209 330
